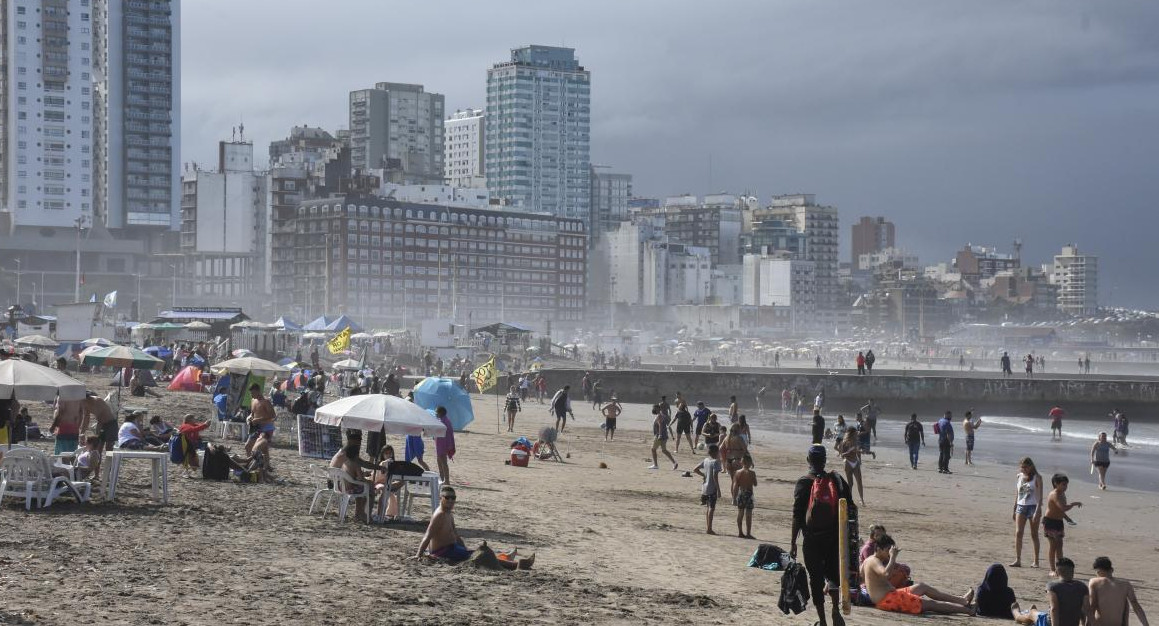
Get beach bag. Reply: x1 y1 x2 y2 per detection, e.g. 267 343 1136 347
805 472 839 531
777 562 810 615
168 433 185 464
748 544 787 571
202 444 231 480
932 422 941 435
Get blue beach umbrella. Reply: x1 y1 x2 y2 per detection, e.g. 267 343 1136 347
412 377 475 431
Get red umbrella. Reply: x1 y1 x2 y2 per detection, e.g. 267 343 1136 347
1049 407 1065 418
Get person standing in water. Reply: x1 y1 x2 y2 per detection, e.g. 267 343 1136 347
1090 432 1118 490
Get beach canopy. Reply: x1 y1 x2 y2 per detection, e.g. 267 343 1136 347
332 359 361 371
271 316 302 331
412 377 475 431
232 348 256 358
0 359 87 402
211 356 288 378
14 334 58 348
185 321 212 330
302 316 334 331
143 346 174 359
167 366 202 392
314 394 446 437
80 337 114 348
82 345 164 370
323 315 362 333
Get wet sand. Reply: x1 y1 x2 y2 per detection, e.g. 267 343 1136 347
3 373 1157 625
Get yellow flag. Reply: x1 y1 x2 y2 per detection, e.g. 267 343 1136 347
471 356 498 393
326 326 351 355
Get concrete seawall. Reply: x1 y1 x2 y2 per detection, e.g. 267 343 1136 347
500 369 1159 421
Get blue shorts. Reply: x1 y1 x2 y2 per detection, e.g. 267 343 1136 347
432 543 473 563
1037 612 1050 626
1016 504 1037 519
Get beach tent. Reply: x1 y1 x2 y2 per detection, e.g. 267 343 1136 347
323 315 362 333
167 366 203 392
302 316 335 332
412 377 475 431
272 316 302 331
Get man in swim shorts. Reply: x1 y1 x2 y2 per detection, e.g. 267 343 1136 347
862 534 975 616
416 486 534 569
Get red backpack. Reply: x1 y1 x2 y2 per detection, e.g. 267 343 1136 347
805 472 839 530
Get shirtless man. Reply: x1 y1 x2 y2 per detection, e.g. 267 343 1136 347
79 392 117 478
963 411 984 466
861 533 975 616
731 454 757 538
1089 556 1150 626
246 383 277 454
416 486 534 570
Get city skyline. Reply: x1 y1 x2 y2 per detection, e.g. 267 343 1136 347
178 0 1159 308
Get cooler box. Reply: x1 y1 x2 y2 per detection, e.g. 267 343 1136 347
510 448 529 467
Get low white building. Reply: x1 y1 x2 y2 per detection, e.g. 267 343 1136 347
642 242 711 306
374 181 492 209
742 252 816 330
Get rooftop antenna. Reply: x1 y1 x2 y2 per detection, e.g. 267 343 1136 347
239 122 245 142
1012 238 1022 262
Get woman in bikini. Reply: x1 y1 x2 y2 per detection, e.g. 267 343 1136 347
838 428 866 506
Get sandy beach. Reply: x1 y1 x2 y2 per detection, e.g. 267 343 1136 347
3 372 1157 625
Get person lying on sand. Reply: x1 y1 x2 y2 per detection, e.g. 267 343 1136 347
861 533 975 616
415 485 534 570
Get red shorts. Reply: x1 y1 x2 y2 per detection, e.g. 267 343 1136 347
877 586 923 615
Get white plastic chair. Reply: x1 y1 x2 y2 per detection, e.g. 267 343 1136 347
400 471 441 520
0 448 92 510
308 464 336 515
218 420 249 441
325 467 370 523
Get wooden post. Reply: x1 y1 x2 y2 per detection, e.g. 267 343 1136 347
838 498 850 615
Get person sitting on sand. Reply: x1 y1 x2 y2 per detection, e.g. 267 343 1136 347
1088 556 1150 626
73 435 102 480
861 533 976 616
974 563 1017 619
1013 557 1091 626
117 412 164 451
416 485 534 570
372 445 405 519
145 415 175 446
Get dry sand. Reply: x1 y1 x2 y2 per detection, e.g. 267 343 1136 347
3 373 1157 625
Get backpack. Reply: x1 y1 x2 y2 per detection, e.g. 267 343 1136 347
748 543 787 571
202 444 231 480
168 433 186 464
777 562 810 615
805 472 839 531
932 421 941 435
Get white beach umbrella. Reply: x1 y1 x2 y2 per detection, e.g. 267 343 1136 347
14 334 58 348
185 321 212 330
314 394 446 437
81 337 114 348
211 356 289 378
332 359 361 371
0 359 87 402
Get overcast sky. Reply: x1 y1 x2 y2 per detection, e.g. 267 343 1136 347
182 0 1159 309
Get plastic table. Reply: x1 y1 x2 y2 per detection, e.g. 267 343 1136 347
101 450 169 504
374 471 440 523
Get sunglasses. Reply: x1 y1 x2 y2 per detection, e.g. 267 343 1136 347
441 495 456 500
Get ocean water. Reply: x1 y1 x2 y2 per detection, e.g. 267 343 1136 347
749 410 1159 493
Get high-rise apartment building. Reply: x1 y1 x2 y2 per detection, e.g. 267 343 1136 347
269 125 339 167
94 0 181 231
851 216 894 269
349 82 444 182
486 45 591 222
1 0 96 230
444 108 485 189
638 194 742 267
590 165 631 236
1051 244 1098 316
759 194 841 317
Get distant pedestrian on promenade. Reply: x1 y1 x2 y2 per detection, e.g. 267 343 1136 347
936 411 954 474
1000 352 1013 377
962 411 983 466
1024 354 1034 378
864 349 876 374
1010 456 1042 569
1090 432 1117 490
1084 355 1091 374
904 413 925 469
856 351 866 375
755 386 767 414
